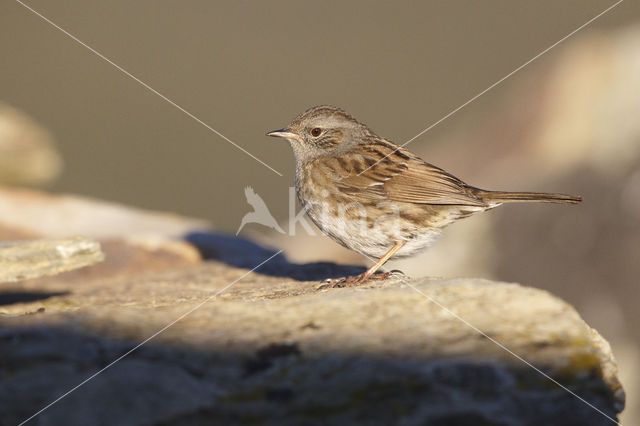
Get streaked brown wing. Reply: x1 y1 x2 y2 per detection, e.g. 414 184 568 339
335 142 487 207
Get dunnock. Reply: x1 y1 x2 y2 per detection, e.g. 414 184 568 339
268 105 581 283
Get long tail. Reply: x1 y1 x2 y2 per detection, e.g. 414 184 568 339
479 190 582 204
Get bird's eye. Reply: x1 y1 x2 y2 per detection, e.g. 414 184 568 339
310 127 322 137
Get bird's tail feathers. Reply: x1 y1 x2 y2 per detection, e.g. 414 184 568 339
480 190 582 205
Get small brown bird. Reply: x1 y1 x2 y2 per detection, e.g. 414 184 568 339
268 105 581 283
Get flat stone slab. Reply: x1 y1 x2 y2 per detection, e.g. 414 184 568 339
0 237 105 283
0 262 624 425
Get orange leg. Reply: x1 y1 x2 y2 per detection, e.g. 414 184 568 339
357 240 406 282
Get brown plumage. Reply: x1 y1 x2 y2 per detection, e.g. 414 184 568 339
267 105 581 284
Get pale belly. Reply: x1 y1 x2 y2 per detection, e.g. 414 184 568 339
301 197 453 260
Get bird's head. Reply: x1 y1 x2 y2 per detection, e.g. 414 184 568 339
267 105 372 163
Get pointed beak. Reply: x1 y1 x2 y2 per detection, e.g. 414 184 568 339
266 128 299 140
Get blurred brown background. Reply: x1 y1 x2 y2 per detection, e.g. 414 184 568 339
1 0 639 422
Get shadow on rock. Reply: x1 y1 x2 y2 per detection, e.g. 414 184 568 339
0 324 620 426
0 291 68 306
185 231 365 281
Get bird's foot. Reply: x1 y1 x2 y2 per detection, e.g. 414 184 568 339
319 270 405 289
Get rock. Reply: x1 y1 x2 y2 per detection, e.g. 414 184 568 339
0 188 205 286
0 187 208 239
0 188 625 424
0 104 62 186
0 237 104 283
0 268 624 425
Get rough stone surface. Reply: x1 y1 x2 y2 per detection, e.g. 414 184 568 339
1 271 624 426
0 188 625 425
